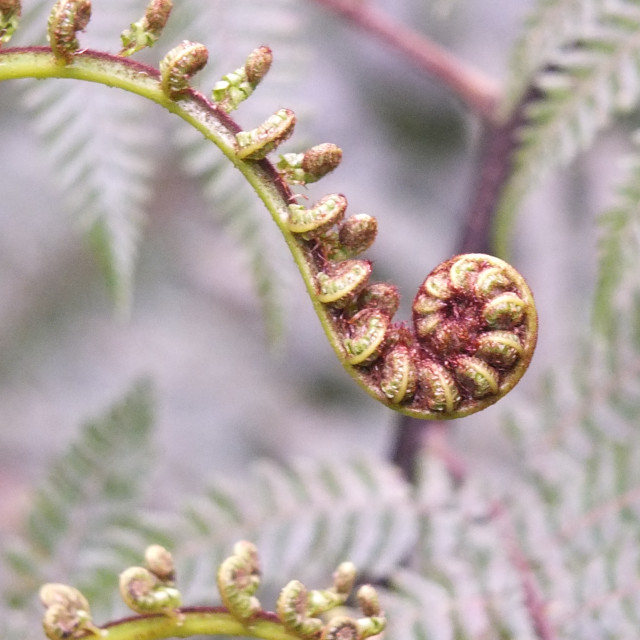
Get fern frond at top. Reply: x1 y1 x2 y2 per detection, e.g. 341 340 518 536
496 0 640 254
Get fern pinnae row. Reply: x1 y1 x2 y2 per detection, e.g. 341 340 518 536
497 0 640 254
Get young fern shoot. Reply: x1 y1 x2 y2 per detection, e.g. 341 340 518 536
39 544 386 640
0 0 538 421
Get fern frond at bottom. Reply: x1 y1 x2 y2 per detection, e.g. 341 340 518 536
1 380 160 638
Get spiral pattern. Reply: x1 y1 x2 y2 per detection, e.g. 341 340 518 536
335 253 537 419
403 254 537 416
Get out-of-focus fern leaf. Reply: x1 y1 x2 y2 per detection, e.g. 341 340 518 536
177 125 292 346
170 0 308 344
380 570 455 640
593 132 640 345
1 380 159 638
393 453 540 639
14 1 164 312
506 0 608 110
497 1 640 253
22 80 157 313
13 0 309 335
501 285 640 637
179 457 418 602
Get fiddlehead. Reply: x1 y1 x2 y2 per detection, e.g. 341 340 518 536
0 0 538 421
47 0 91 63
236 108 297 160
40 543 386 640
159 40 209 100
212 45 273 113
39 583 102 639
216 540 262 620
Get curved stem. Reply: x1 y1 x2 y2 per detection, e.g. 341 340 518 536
0 46 537 423
99 608 302 640
0 46 355 393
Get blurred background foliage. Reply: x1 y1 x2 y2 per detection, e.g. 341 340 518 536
0 0 633 636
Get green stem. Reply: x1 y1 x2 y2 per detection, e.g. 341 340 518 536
0 46 350 379
100 608 303 640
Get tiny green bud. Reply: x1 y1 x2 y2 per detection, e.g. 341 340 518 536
353 283 400 318
333 562 357 595
277 580 324 638
344 308 390 365
217 541 262 620
317 260 372 307
213 46 273 112
301 143 342 180
288 193 347 235
245 45 273 85
356 584 381 617
380 345 418 404
119 566 182 616
337 214 378 257
320 616 360 640
278 143 342 185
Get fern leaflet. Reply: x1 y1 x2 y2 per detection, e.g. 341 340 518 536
178 456 418 603
1 380 160 639
497 0 640 253
593 131 640 347
506 0 611 110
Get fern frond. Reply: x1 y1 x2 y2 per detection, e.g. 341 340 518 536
496 1 640 253
593 132 640 344
8 2 170 310
2 380 158 636
380 570 456 640
506 0 609 110
407 454 540 639
502 314 640 636
179 457 418 602
22 76 158 312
